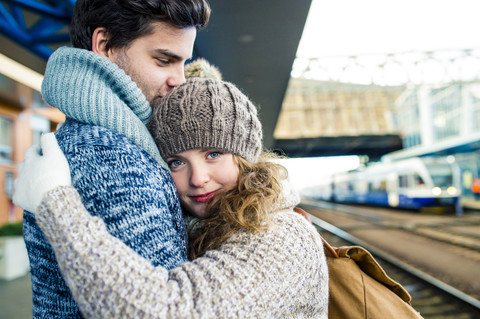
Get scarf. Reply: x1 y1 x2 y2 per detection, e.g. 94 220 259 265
41 46 167 169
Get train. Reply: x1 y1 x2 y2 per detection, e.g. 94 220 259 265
302 156 462 213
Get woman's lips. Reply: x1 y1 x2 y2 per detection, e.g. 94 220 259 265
190 191 218 203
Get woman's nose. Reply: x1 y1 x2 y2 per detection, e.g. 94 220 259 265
189 165 210 187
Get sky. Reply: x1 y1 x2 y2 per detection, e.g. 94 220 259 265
297 0 480 58
282 0 480 190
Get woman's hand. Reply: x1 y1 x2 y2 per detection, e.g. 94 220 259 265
13 133 71 213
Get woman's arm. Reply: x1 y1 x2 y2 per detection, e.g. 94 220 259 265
37 186 329 318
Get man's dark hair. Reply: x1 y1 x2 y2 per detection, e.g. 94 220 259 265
70 0 211 51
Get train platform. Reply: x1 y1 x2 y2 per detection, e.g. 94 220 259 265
461 197 480 210
0 273 32 319
300 199 480 301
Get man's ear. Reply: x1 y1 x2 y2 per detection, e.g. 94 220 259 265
91 27 110 59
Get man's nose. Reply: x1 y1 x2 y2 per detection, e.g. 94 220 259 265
167 65 186 88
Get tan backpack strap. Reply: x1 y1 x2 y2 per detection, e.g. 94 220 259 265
292 207 312 223
321 237 339 258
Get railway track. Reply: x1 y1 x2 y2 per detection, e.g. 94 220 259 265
310 214 480 319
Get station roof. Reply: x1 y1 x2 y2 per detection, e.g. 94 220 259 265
0 0 310 146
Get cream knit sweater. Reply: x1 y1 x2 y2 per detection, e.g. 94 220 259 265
36 186 329 318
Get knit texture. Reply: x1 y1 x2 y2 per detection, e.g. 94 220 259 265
23 47 187 318
36 186 329 318
184 58 222 80
41 46 166 169
23 120 189 318
148 78 263 163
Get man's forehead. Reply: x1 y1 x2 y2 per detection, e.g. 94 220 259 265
140 22 196 60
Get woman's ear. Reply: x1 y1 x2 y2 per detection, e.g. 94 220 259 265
91 27 110 59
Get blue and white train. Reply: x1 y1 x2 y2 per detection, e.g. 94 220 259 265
303 156 461 213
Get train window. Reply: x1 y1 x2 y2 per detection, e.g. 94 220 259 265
414 174 426 188
426 164 453 188
399 175 410 188
369 179 387 192
379 181 387 191
356 180 368 193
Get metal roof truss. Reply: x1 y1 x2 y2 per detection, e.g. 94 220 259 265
0 0 74 59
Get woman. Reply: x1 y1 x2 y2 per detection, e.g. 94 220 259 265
14 77 329 318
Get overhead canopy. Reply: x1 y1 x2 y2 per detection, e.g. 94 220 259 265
0 0 312 149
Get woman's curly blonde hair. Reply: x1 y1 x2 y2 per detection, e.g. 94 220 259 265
187 151 288 259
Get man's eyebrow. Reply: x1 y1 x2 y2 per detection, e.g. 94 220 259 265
153 49 192 61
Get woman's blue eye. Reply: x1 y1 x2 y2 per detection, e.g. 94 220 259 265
169 160 183 168
207 152 221 159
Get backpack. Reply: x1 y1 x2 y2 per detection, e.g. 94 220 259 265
294 208 423 318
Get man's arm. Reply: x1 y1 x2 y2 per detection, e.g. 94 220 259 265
21 130 188 318
36 186 329 318
65 143 188 268
23 211 83 318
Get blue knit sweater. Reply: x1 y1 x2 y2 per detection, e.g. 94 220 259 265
23 47 188 318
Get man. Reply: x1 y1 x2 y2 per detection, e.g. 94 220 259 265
23 0 210 317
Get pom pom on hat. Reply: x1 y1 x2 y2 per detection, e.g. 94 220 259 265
184 58 222 81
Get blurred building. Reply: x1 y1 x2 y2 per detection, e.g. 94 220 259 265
387 82 480 203
0 68 64 226
273 78 404 160
386 82 480 156
275 78 403 138
277 49 480 153
275 49 480 206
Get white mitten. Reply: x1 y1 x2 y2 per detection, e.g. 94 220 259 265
13 133 71 213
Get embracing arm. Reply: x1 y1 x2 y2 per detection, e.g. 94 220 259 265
14 134 328 318
15 132 187 317
36 186 329 318
36 186 172 318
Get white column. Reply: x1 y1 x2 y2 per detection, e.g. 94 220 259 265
418 85 434 146
460 84 473 137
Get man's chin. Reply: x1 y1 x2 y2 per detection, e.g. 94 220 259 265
150 96 164 108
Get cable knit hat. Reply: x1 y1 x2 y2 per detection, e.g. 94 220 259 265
148 77 263 163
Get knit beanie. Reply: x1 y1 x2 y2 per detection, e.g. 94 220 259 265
148 77 263 163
